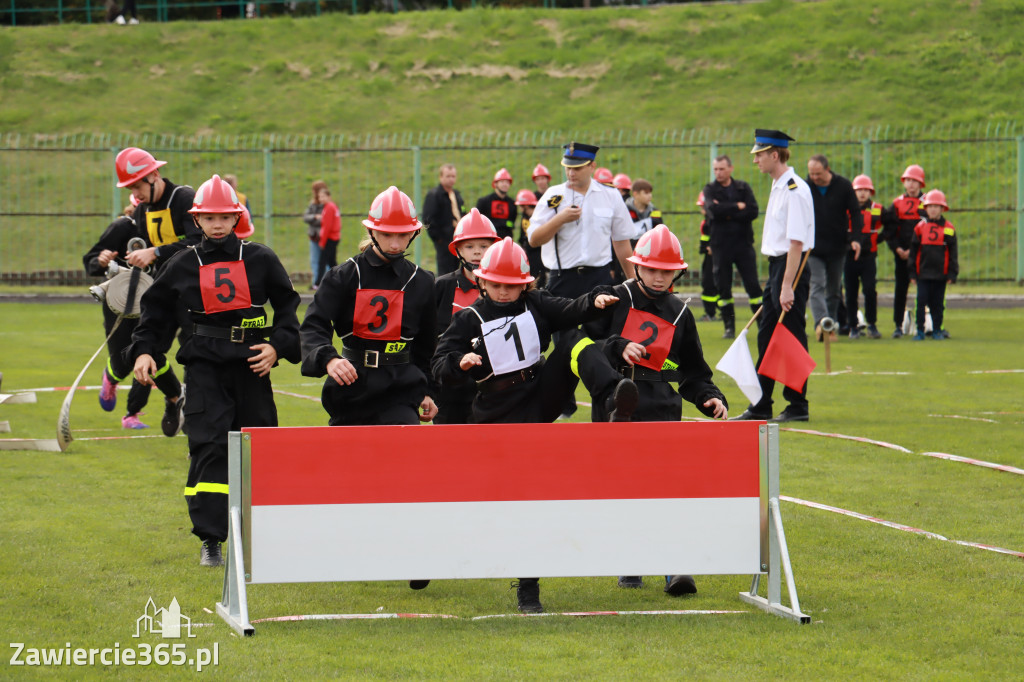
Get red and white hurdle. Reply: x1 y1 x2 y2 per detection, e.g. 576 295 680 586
217 421 809 635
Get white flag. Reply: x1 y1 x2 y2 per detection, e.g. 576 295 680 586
715 329 763 406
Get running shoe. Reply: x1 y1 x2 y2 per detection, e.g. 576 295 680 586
99 370 118 412
161 388 185 437
122 413 148 429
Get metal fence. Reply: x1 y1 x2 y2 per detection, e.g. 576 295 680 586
1 124 1022 284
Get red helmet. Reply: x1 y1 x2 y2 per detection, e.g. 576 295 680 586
189 174 244 215
491 168 513 188
901 164 926 186
473 237 535 285
514 189 538 207
531 164 551 181
612 173 632 191
235 207 254 239
449 208 500 256
115 147 166 188
695 192 705 207
852 174 875 194
921 189 949 210
594 167 614 186
362 186 422 233
627 225 688 271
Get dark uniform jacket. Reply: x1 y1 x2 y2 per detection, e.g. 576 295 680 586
432 288 603 423
584 281 726 421
909 216 959 282
127 233 301 368
131 179 202 269
82 215 142 276
852 201 883 255
701 179 759 247
806 172 859 257
300 248 438 398
475 191 517 241
422 184 465 245
881 193 923 253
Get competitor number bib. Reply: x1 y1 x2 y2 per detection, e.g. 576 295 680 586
480 311 541 375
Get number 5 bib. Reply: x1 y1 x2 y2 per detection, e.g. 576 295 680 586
197 246 252 313
480 311 541 375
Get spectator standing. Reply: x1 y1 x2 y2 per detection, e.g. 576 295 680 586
909 190 958 340
734 130 815 423
315 188 341 287
515 189 545 286
881 164 926 338
476 168 517 241
806 154 860 339
693 192 719 323
702 155 763 340
422 164 464 275
625 178 663 239
303 180 328 290
846 175 883 339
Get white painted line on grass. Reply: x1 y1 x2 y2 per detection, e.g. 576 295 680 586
928 414 998 423
470 610 748 620
919 452 1024 477
781 428 912 453
781 495 1024 560
251 613 456 623
272 389 320 402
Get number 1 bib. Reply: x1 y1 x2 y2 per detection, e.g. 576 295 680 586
353 289 404 340
621 307 674 371
198 260 252 314
481 311 541 375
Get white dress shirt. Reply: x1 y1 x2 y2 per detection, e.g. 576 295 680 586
761 167 815 257
528 180 635 270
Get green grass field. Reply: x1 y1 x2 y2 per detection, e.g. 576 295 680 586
1 300 1022 678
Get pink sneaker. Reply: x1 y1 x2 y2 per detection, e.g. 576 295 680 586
99 371 118 412
122 413 148 430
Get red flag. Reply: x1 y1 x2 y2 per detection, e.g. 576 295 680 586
758 323 816 392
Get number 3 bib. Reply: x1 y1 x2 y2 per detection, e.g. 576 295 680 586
480 311 541 375
197 246 252 313
353 289 404 340
621 307 674 371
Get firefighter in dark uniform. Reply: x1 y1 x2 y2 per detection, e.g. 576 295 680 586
909 190 958 340
515 189 546 288
702 155 763 340
114 147 202 435
128 174 301 567
300 186 439 428
694 192 719 323
83 198 185 430
432 237 628 614
432 208 500 424
580 224 728 594
476 168 517 241
881 164 926 338
846 174 883 339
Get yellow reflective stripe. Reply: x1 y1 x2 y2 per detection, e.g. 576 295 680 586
106 357 128 383
701 295 719 303
569 337 595 378
184 483 229 496
699 234 711 242
662 358 679 371
717 298 734 307
152 361 172 378
748 296 764 305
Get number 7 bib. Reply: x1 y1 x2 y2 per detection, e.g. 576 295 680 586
353 289 404 340
481 311 541 375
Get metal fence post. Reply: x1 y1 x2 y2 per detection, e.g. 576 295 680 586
263 148 273 249
1018 136 1024 283
709 142 718 183
111 147 120 219
413 146 422 267
862 138 872 179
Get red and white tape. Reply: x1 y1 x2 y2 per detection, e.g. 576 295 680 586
249 610 746 624
781 428 912 453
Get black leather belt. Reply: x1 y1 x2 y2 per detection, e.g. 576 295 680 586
192 323 269 343
477 365 540 394
621 365 682 383
549 265 606 277
341 347 410 368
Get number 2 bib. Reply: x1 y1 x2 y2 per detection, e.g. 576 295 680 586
197 247 252 314
353 289 404 340
621 307 674 371
481 311 541 375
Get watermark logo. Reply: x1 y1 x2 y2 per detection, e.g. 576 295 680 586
134 597 196 639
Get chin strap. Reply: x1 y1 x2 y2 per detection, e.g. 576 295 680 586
369 228 419 261
633 265 683 298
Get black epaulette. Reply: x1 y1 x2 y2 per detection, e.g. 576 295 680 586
787 180 798 191
547 195 562 208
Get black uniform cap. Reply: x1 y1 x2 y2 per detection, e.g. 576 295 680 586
561 142 600 168
751 129 796 154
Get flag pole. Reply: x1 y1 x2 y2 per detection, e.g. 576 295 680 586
776 249 812 326
742 306 762 333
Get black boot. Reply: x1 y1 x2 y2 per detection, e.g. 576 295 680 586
514 578 543 614
409 580 430 590
200 539 223 567
664 574 697 596
721 304 736 340
605 378 639 422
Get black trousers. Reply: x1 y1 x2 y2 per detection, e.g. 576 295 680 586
183 359 278 542
433 238 459 277
104 305 180 416
321 363 425 426
892 256 911 327
751 255 810 415
844 253 877 327
915 279 947 332
433 382 476 425
699 251 718 317
712 240 764 319
315 239 338 286
545 264 614 299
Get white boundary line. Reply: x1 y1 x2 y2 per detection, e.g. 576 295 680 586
927 414 998 423
249 610 747 624
780 495 1024 560
781 428 912 453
